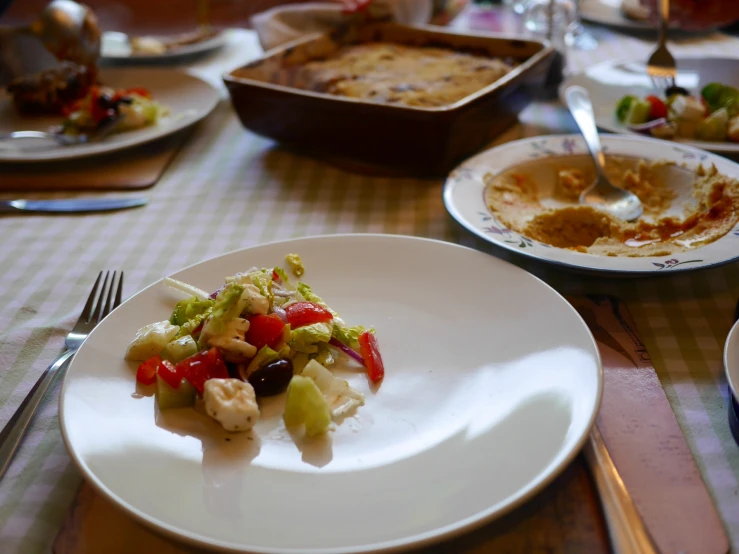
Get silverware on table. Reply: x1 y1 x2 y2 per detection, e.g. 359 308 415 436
564 85 644 222
0 197 147 214
584 425 659 554
646 0 676 91
572 294 729 554
0 271 123 481
0 115 123 147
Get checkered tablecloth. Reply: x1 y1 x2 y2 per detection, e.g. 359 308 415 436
2 13 739 553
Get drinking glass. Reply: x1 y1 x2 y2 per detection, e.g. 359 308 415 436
522 0 576 51
565 0 598 50
503 0 528 15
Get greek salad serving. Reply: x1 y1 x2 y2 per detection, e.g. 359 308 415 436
125 254 384 439
615 82 739 142
60 85 168 136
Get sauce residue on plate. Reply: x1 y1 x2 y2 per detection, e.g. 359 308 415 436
484 155 739 257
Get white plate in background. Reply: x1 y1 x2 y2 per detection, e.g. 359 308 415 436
0 67 219 163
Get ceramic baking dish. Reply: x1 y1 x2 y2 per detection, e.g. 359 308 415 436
224 23 555 177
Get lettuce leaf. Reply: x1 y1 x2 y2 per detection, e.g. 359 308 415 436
248 270 273 308
273 266 289 283
331 323 369 349
206 282 245 335
310 343 335 367
289 321 333 354
245 345 281 376
170 296 214 325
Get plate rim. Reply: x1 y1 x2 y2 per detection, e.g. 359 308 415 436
559 58 739 155
580 0 712 32
581 0 653 30
0 67 220 163
100 29 227 61
58 232 604 554
443 134 739 276
724 319 739 400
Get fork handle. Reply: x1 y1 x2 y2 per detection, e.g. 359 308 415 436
658 0 669 45
0 349 75 481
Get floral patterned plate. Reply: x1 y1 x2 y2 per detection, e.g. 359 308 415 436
443 134 739 275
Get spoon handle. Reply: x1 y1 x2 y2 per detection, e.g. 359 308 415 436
565 86 608 176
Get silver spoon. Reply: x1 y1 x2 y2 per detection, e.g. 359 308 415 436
3 1 101 68
564 85 644 222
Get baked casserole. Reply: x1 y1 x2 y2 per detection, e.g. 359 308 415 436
294 42 515 107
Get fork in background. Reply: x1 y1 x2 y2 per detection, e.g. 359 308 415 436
646 0 676 92
0 115 122 147
0 271 123 481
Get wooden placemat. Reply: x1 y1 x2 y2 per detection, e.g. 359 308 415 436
0 131 190 192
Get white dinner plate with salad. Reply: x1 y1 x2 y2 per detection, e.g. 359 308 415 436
580 0 702 32
444 134 739 276
581 0 652 31
59 234 602 554
0 67 219 163
561 58 739 154
101 29 227 61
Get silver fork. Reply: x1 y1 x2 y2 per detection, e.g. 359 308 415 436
0 271 123 481
0 116 122 147
646 0 676 92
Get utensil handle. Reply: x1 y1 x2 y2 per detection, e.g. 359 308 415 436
564 85 607 178
0 349 75 481
584 426 659 554
0 202 20 214
658 0 669 45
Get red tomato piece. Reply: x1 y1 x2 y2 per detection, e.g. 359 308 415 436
284 302 333 329
136 356 161 386
272 270 280 281
89 87 107 124
124 87 152 99
205 347 229 379
245 314 286 350
358 331 385 383
177 348 228 394
158 359 182 389
645 95 668 120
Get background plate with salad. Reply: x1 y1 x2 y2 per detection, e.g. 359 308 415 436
560 57 739 154
0 67 219 163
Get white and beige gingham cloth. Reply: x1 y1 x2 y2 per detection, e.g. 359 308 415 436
3 12 739 553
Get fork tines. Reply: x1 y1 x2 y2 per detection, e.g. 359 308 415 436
84 271 124 324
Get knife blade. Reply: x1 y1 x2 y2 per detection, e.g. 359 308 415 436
570 294 729 554
0 197 147 214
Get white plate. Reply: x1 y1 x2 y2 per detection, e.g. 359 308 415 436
561 58 739 155
0 68 219 163
444 134 739 275
581 0 652 30
580 0 703 31
101 30 227 61
60 234 602 554
724 319 739 399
